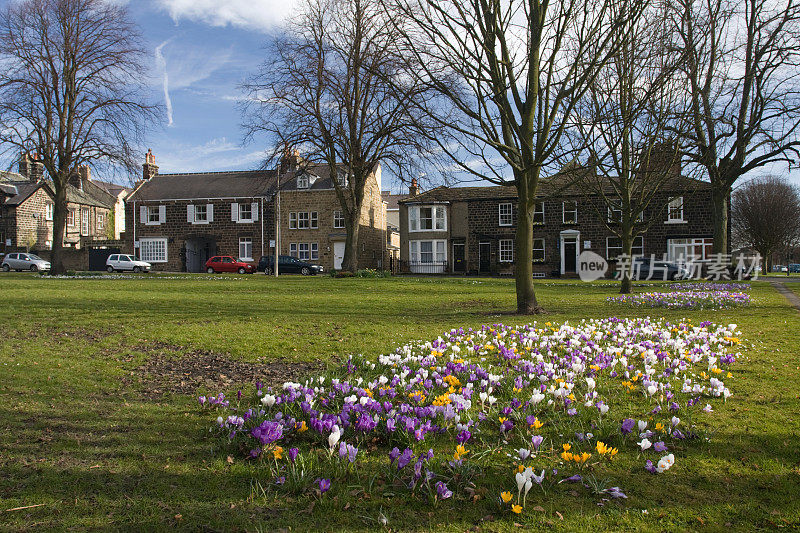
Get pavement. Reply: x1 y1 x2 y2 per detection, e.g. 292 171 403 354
768 280 800 312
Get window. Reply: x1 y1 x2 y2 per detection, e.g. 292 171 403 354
194 204 208 223
288 243 319 260
67 209 75 227
97 213 104 230
667 196 684 222
409 205 446 231
334 210 345 229
533 238 546 261
668 237 712 262
238 203 252 222
239 237 253 261
498 203 513 226
310 212 318 229
81 209 89 236
45 203 53 221
297 212 309 229
499 239 514 262
292 211 318 230
297 174 309 189
289 243 297 257
409 240 446 263
337 170 348 187
606 236 644 260
533 202 545 224
144 205 165 225
608 204 622 223
562 201 578 224
139 237 167 263
289 212 297 229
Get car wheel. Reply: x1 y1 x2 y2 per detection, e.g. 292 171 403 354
133 266 141 273
238 267 246 274
301 267 310 276
1 264 9 272
206 267 215 274
107 266 114 273
30 264 38 272
264 267 273 275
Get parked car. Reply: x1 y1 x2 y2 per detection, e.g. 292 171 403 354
258 255 324 275
204 255 255 274
789 264 800 273
106 254 151 273
628 256 689 280
1 252 51 272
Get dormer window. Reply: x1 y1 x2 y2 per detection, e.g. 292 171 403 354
297 174 309 189
337 170 348 187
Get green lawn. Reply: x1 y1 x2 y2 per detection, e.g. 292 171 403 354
0 274 799 531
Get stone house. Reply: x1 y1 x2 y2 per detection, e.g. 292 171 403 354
0 154 116 252
125 151 388 272
398 174 717 276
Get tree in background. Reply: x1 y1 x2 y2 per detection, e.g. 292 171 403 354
386 0 647 313
670 0 800 256
242 0 435 273
732 175 800 274
573 2 688 293
0 0 157 274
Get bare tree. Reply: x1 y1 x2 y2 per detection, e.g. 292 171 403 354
572 2 688 293
242 0 436 273
671 0 800 255
732 175 800 273
0 0 157 274
386 0 646 313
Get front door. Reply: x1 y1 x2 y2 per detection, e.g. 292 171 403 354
563 239 578 273
333 242 345 270
479 242 491 273
453 243 466 272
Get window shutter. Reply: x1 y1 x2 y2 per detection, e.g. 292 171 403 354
159 205 166 224
231 203 239 222
187 204 194 223
251 202 259 221
207 204 214 222
140 206 146 224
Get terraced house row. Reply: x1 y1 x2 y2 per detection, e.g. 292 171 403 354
125 151 388 272
398 173 718 277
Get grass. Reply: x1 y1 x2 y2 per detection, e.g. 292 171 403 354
1 273 799 531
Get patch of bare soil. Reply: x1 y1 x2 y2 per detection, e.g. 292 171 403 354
125 342 324 398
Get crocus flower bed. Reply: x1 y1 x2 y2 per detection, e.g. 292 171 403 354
607 290 750 309
670 282 751 292
201 318 740 515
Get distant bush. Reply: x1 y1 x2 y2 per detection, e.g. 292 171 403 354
356 269 390 278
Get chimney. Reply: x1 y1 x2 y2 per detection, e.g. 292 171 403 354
18 153 44 182
409 178 419 197
143 149 159 180
279 147 305 174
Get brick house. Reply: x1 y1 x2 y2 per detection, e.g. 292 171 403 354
398 175 717 276
1 154 116 252
125 151 388 272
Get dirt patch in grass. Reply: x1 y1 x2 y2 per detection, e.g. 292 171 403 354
127 343 324 398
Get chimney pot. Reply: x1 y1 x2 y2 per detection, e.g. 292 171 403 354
143 149 159 180
409 178 419 197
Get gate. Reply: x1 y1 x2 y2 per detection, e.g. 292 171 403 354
88 247 120 271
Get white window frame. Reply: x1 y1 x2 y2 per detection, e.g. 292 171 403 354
336 170 348 187
562 201 578 224
139 237 167 263
499 239 514 262
67 209 75 227
81 208 89 236
409 205 446 232
310 211 318 229
606 236 644 260
144 205 165 226
239 237 253 261
666 196 685 223
297 212 309 229
608 204 623 223
297 174 309 189
334 210 345 229
498 203 513 226
667 237 712 262
194 204 208 223
533 202 545 225
97 212 105 230
45 203 53 221
289 243 298 257
409 239 447 263
533 238 546 261
289 212 297 229
237 203 253 223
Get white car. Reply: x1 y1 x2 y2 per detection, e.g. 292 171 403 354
1 252 51 272
106 254 151 273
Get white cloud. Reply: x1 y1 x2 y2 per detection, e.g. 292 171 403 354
154 138 269 173
155 0 300 32
154 40 173 126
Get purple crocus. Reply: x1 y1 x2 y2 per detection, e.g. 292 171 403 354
621 418 635 435
389 447 401 464
531 434 544 450
645 460 657 473
287 447 299 463
456 430 472 444
397 448 414 470
317 478 331 494
436 481 453 500
653 441 668 453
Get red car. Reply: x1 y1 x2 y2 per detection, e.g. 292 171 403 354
204 256 255 274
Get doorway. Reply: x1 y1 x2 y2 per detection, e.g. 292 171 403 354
185 237 217 272
453 243 466 273
560 231 580 274
333 241 345 270
479 242 491 273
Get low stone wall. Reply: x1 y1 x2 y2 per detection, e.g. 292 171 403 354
33 248 88 271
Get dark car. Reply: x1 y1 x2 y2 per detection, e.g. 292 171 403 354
258 255 323 275
204 255 255 274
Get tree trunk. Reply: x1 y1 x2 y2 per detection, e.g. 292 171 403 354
341 213 361 273
514 177 541 314
711 185 730 255
50 186 68 275
619 226 633 294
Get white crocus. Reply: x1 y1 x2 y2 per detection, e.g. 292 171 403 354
261 394 276 408
638 438 652 451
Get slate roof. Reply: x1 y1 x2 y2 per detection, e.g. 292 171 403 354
93 180 130 198
67 179 116 209
382 192 409 210
2 181 52 206
128 170 281 201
